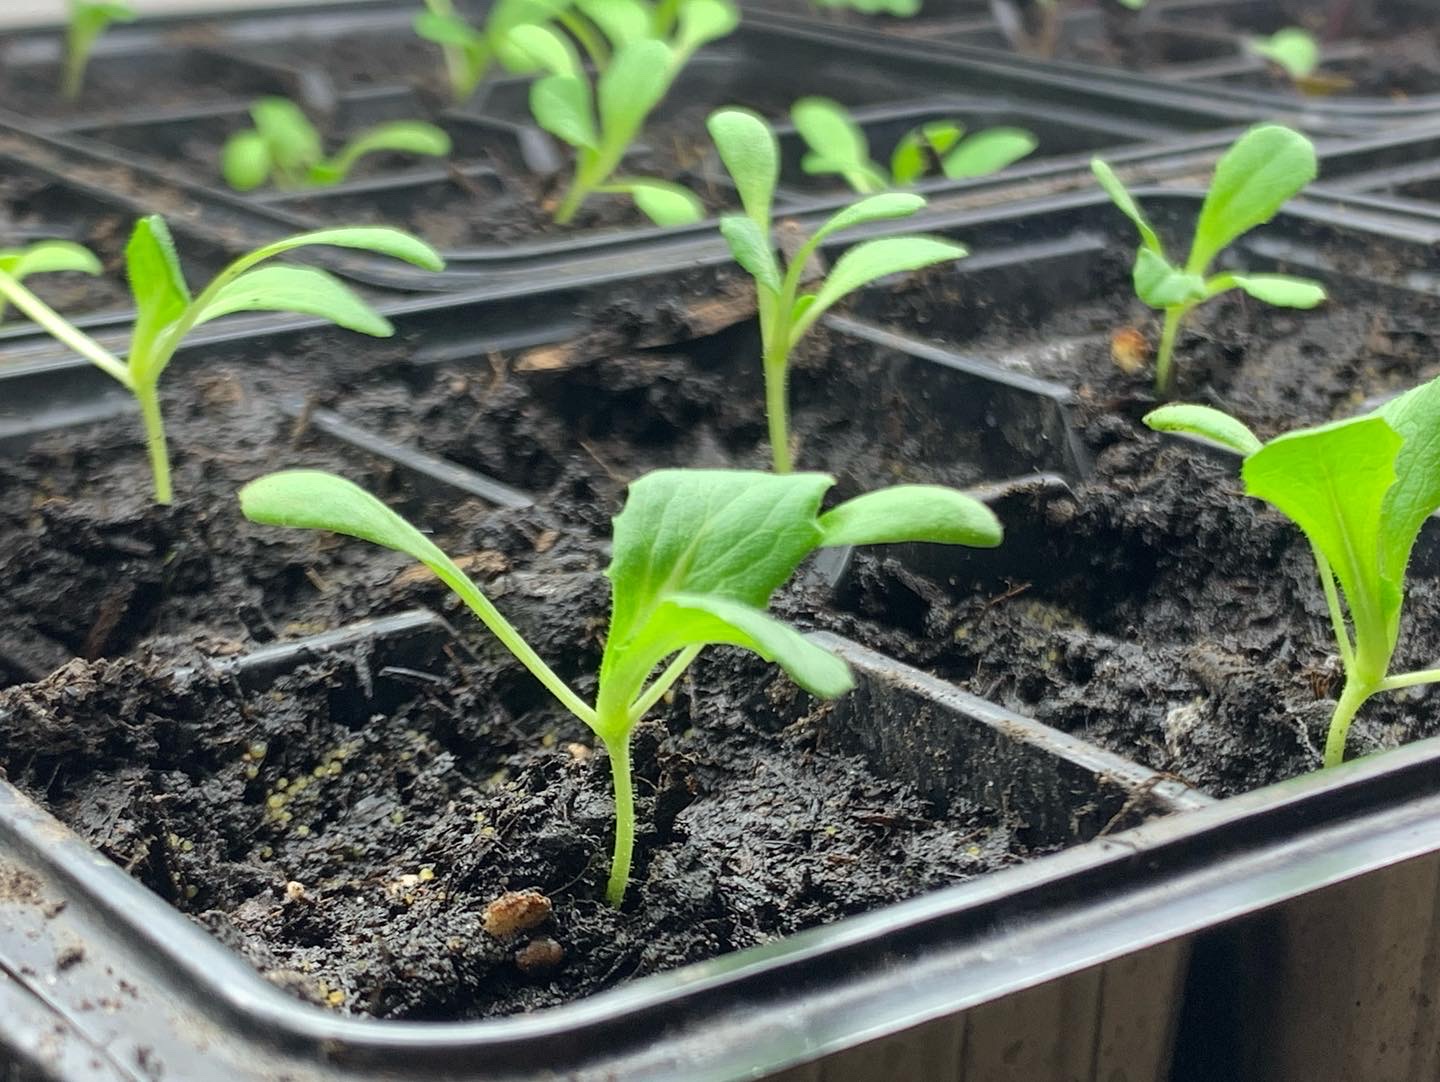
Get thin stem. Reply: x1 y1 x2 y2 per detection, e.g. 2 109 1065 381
1324 677 1375 768
134 379 173 505
1154 304 1186 396
629 646 701 724
1378 669 1440 693
764 347 792 473
1313 548 1354 673
602 734 635 906
61 32 88 101
553 174 589 225
558 11 609 71
0 270 132 388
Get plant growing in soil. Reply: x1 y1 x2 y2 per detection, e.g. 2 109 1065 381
1247 28 1320 80
791 97 1037 194
502 0 739 225
63 0 135 100
709 107 967 472
0 218 442 504
239 466 1002 904
1091 124 1326 396
0 241 101 325
221 98 453 192
812 0 920 16
1146 375 1440 768
414 0 569 102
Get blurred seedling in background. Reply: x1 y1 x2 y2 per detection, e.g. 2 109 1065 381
64 0 135 100
0 241 101 325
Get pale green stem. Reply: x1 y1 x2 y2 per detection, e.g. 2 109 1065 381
1313 548 1355 673
628 646 701 724
0 270 132 388
1324 677 1376 768
134 378 173 505
422 0 470 101
602 732 635 906
1378 669 1440 693
1154 304 1187 396
764 338 793 474
62 29 92 101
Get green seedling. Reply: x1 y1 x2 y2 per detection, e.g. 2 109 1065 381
1248 28 1320 80
0 241 101 325
709 107 967 473
0 219 442 504
221 98 452 192
63 1 135 101
1091 125 1326 397
813 0 921 17
791 97 1037 195
1146 375 1440 768
239 466 1002 904
503 0 739 225
414 0 575 102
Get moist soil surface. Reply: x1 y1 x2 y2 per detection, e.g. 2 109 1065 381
0 589 1048 1020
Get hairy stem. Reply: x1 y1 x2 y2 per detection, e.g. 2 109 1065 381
1324 677 1375 768
602 733 635 906
629 645 701 724
1154 304 1186 396
134 379 173 505
1313 549 1354 672
763 341 793 473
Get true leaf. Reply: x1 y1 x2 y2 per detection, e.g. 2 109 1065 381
674 0 739 53
191 265 393 336
708 108 778 229
126 215 191 373
808 192 925 248
598 39 675 145
1190 124 1317 272
578 0 654 48
531 73 598 150
718 214 782 294
1134 248 1206 308
1376 377 1440 594
795 235 966 337
940 127 1037 179
792 97 873 184
243 227 444 271
506 23 582 76
1143 403 1262 457
1091 157 1162 254
1212 272 1326 308
818 486 1003 548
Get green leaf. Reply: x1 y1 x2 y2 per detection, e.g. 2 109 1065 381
1376 376 1440 599
221 130 273 191
791 97 876 192
808 192 925 248
1249 28 1320 79
1208 272 1326 308
800 152 886 195
505 23 582 76
315 122 452 185
242 227 444 271
191 266 393 336
0 240 102 279
598 39 674 146
578 0 654 47
1242 415 1400 642
795 235 966 339
718 214 782 294
1092 157 1162 254
1134 248 1206 308
890 121 962 186
616 178 705 226
1190 125 1316 273
1143 403 1263 456
940 127 1037 179
250 97 324 180
531 73 598 150
708 108 778 230
673 0 739 52
126 215 191 375
819 486 1003 548
413 10 485 48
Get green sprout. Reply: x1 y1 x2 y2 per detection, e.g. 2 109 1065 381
1247 28 1321 80
813 0 920 17
413 0 573 102
709 107 967 473
239 467 1002 904
1146 374 1440 768
0 219 443 505
791 97 1037 195
1091 125 1325 397
63 0 135 101
221 98 452 192
503 0 739 226
0 241 101 325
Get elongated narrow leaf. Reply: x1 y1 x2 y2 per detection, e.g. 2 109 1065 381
1242 415 1399 635
819 486 1002 548
1211 272 1326 308
3 241 102 279
505 23 582 76
1134 248 1206 308
221 130 274 191
598 39 674 144
191 265 393 336
244 227 444 271
718 214 781 294
531 73 598 150
1092 157 1162 254
1377 375 1440 598
1143 403 1262 456
616 178 705 226
673 0 739 52
941 127 1037 179
316 121 452 184
809 192 925 248
1190 125 1316 272
708 108 778 230
126 215 191 372
791 97 874 188
794 235 966 339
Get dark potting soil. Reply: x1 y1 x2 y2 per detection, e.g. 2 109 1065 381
815 436 1440 799
0 590 1048 1020
0 339 587 689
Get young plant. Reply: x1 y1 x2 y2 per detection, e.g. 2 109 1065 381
791 97 1037 195
239 466 1003 904
1091 124 1326 397
63 0 135 101
1247 28 1320 80
221 98 452 192
813 0 920 16
502 0 739 225
1145 374 1440 768
0 241 101 325
414 0 572 102
0 219 443 504
709 107 967 473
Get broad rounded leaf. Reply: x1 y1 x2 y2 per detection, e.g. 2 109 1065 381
598 39 675 142
1143 403 1262 457
531 73 598 150
250 96 323 176
819 486 1003 549
221 130 274 191
708 108 778 229
1190 125 1316 272
622 179 705 226
505 23 582 76
578 0 653 47
791 97 873 183
1248 29 1319 78
940 127 1037 179
718 213 782 294
192 265 393 336
1134 247 1206 308
674 0 739 52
